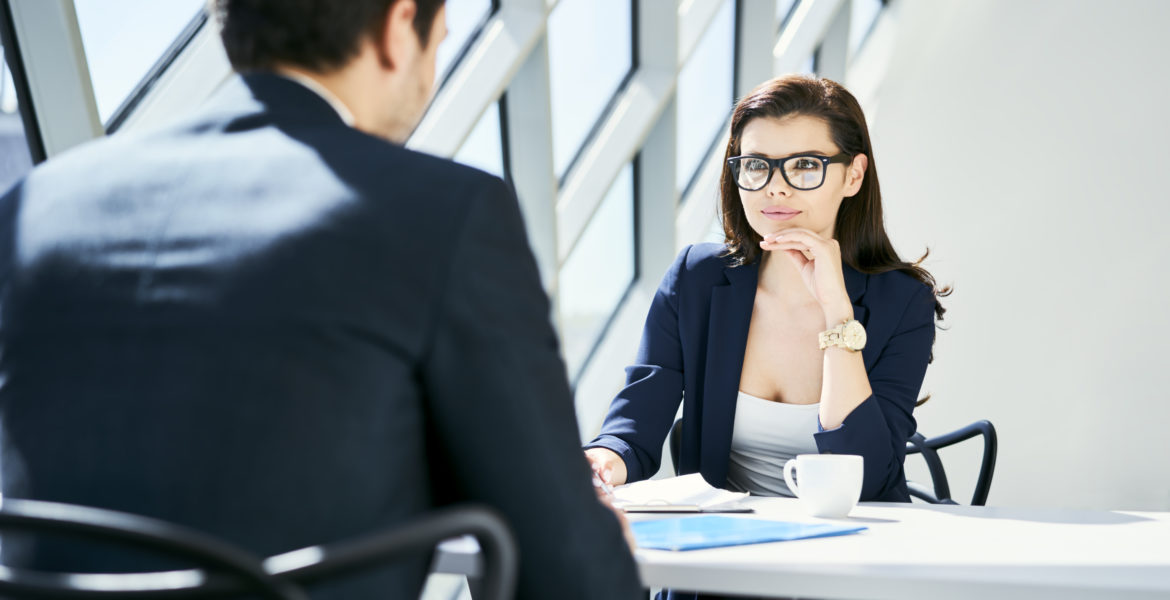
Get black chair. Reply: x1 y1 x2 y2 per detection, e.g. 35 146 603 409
905 419 997 506
0 498 517 600
667 418 998 505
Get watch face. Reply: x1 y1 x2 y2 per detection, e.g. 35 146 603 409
843 320 867 349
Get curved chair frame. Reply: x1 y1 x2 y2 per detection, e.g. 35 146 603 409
270 505 517 600
0 499 517 600
905 419 998 506
0 498 298 599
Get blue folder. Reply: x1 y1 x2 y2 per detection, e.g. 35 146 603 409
632 515 866 551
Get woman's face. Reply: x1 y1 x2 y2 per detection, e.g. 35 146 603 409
736 114 867 240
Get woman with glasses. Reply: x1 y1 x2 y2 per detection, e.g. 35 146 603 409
584 75 948 522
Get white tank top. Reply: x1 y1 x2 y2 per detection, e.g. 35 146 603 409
725 390 820 497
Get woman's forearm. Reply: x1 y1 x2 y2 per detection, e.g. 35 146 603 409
818 305 873 429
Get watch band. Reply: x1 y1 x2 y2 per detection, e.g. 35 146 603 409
819 319 865 352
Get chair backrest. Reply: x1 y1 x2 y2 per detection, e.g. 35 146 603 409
0 498 300 599
905 419 998 506
0 499 517 600
267 505 517 600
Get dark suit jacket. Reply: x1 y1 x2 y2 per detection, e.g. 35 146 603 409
0 73 642 599
587 242 936 503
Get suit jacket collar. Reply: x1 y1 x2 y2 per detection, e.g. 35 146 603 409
276 72 356 125
698 257 870 487
202 72 351 129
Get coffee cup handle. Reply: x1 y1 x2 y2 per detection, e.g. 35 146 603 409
783 458 800 498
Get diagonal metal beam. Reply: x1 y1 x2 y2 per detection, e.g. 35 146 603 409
5 0 101 158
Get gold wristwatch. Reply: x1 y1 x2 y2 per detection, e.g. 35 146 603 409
819 319 866 352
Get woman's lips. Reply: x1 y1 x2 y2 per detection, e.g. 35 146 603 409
762 206 801 221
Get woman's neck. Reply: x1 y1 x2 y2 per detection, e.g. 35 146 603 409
757 251 818 307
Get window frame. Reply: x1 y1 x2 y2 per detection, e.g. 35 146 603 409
102 6 208 133
435 0 500 93
454 93 513 184
678 0 738 201
562 156 640 387
551 0 639 187
0 0 46 163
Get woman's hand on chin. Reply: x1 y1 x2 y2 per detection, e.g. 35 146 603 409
760 228 853 324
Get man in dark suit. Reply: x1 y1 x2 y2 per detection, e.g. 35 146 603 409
0 0 642 598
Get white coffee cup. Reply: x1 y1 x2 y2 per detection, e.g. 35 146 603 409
782 454 863 518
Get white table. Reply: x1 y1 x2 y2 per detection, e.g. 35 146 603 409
629 496 1170 599
435 496 1170 599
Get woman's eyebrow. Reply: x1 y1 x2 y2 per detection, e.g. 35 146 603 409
740 149 830 158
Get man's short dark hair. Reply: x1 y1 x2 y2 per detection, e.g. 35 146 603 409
213 0 446 73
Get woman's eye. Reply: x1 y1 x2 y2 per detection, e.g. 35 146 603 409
745 160 769 173
792 158 818 171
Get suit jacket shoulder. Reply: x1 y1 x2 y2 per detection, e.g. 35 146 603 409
861 267 936 340
668 242 737 292
680 242 731 274
865 265 932 301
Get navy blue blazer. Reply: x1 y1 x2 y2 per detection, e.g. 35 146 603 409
587 242 935 502
0 74 642 599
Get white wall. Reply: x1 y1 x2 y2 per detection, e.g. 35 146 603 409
872 0 1170 510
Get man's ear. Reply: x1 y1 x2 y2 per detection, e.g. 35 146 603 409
845 153 868 197
375 0 419 70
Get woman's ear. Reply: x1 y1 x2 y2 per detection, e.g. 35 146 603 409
844 153 868 196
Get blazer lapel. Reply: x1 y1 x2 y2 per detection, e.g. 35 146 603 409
699 261 758 487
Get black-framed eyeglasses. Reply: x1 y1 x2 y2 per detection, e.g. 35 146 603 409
727 153 852 191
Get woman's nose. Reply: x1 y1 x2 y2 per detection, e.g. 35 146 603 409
766 167 792 196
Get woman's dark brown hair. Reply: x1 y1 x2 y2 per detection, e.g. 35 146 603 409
720 74 949 323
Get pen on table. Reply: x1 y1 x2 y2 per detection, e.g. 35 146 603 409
592 468 616 499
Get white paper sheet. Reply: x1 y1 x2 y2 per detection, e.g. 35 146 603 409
612 473 748 509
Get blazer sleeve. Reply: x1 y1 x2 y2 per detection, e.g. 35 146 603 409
584 246 690 483
420 176 642 600
814 282 936 501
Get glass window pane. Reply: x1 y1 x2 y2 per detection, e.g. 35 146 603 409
677 0 734 194
849 0 884 58
74 0 205 123
436 0 494 84
547 0 632 179
0 45 33 195
558 164 635 379
454 100 505 179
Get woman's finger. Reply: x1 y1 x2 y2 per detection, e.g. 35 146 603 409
769 231 831 250
767 231 837 256
762 227 822 242
762 240 815 256
784 248 811 268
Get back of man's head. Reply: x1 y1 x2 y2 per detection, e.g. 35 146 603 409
212 0 446 73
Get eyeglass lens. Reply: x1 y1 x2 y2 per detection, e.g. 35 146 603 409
734 156 826 191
